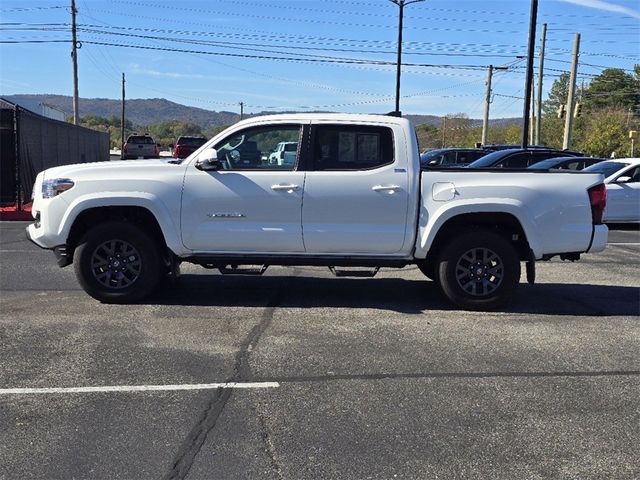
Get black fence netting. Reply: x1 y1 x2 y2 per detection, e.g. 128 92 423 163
0 100 110 204
0 108 15 203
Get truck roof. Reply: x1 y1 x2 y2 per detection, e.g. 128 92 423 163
235 113 413 127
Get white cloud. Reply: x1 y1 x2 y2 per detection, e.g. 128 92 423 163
558 0 640 19
129 66 212 80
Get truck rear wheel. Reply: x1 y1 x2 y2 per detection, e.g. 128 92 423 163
436 229 520 310
74 221 163 303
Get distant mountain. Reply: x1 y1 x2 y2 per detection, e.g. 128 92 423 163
2 94 520 128
2 94 238 129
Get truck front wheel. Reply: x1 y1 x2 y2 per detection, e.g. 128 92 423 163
436 230 520 310
74 221 163 303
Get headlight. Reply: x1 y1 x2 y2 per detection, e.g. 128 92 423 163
42 178 75 198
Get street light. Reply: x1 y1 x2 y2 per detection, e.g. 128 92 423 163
388 0 426 115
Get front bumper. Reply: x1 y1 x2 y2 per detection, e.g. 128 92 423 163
26 223 72 267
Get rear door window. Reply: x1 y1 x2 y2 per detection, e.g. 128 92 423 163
312 125 394 170
128 136 154 144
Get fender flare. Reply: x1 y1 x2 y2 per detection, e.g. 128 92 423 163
58 192 188 255
414 200 542 259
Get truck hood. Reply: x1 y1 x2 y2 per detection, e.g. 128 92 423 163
42 159 179 180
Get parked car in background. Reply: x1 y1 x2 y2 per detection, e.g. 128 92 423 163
420 148 487 168
171 136 207 159
268 141 298 166
528 156 605 171
123 134 159 159
584 158 640 223
482 144 549 152
467 148 583 169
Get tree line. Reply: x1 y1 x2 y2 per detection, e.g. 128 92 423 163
72 115 226 149
416 66 639 158
74 65 639 158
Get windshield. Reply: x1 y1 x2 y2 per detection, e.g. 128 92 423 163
467 150 518 168
178 137 207 146
528 158 562 169
420 149 445 162
583 161 628 178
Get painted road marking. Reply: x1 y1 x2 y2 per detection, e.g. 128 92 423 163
0 382 280 395
0 250 43 253
608 243 640 246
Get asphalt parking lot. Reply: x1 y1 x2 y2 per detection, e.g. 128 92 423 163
1 221 638 480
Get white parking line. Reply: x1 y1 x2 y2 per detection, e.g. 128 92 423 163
0 250 41 253
608 243 640 246
0 382 280 395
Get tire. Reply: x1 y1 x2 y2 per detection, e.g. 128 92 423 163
74 221 163 303
436 229 521 310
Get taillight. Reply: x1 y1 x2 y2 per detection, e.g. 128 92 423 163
588 183 607 225
123 144 128 153
280 151 285 160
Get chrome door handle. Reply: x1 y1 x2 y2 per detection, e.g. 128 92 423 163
271 184 300 192
372 184 401 193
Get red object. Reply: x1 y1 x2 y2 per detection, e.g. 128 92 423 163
123 144 128 153
588 183 607 225
0 202 33 221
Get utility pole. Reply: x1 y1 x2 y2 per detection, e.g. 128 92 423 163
521 0 538 148
70 0 79 125
481 65 508 146
481 65 494 146
534 23 547 145
529 90 535 145
563 33 580 150
441 117 446 148
388 0 426 114
239 101 244 120
121 73 125 160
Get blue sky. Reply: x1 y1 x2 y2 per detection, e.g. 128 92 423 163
1 0 638 118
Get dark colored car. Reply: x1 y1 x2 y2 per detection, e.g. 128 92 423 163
482 144 549 152
420 148 488 168
123 134 159 159
467 148 584 169
528 156 605 171
171 136 207 159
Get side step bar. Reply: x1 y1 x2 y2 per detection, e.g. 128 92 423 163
328 266 380 278
218 265 269 275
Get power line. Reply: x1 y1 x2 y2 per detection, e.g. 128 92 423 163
0 5 67 12
84 8 525 34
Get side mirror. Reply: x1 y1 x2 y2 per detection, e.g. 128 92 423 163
195 149 222 171
616 176 631 183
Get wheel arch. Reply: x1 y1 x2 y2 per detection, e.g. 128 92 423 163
59 194 184 256
418 210 535 265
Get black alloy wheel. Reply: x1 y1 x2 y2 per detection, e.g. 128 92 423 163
436 229 521 310
74 221 163 303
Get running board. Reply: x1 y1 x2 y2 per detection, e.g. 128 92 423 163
328 266 380 278
218 265 269 275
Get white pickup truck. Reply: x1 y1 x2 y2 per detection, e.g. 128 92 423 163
26 114 608 310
